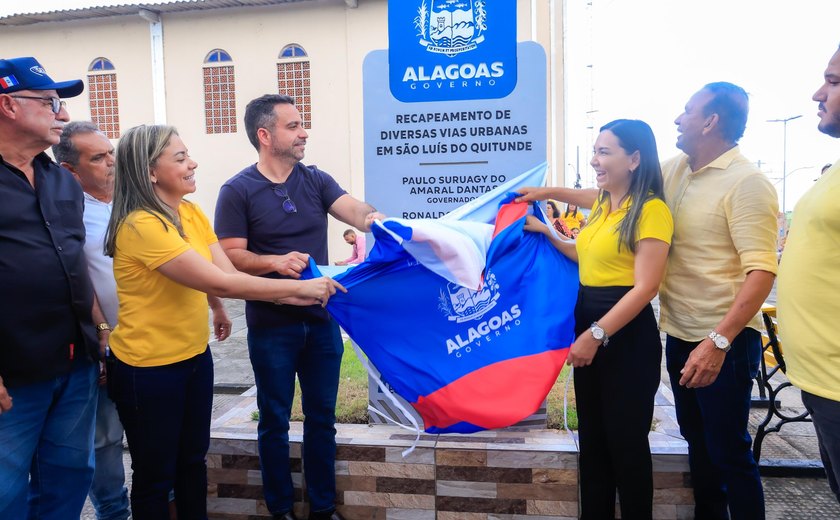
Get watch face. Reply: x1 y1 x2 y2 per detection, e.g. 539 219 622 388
592 327 604 340
713 336 728 349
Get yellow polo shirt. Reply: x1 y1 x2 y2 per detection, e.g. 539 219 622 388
659 148 779 341
110 202 218 367
562 212 586 232
777 161 840 401
576 196 673 287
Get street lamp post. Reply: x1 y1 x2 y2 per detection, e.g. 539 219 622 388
571 145 581 188
767 115 802 213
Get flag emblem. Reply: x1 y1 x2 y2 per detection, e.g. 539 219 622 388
0 75 19 89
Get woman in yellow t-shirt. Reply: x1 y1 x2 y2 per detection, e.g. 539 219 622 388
523 119 673 519
562 203 587 234
103 125 343 519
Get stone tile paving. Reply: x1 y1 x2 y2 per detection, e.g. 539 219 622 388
764 477 840 519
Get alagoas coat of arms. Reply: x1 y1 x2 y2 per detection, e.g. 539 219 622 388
414 0 487 57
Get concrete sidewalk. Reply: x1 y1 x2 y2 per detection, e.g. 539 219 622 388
83 297 840 519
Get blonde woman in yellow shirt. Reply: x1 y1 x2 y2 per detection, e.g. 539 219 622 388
103 125 343 519
522 119 673 519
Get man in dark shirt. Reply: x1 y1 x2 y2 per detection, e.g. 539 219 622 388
0 57 107 519
215 94 382 520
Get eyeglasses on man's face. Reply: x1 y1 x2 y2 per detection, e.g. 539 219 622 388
271 184 297 214
10 95 66 114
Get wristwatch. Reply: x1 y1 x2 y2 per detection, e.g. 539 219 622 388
95 322 112 333
590 322 609 346
708 331 731 352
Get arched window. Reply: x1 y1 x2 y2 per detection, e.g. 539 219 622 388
89 57 116 71
205 49 233 63
276 44 311 129
279 44 307 59
87 57 120 138
203 49 237 134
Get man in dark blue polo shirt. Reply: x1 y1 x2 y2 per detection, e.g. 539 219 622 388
0 57 107 519
215 94 382 520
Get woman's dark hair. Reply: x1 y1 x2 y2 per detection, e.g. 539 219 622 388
589 119 664 254
564 204 579 218
546 200 561 219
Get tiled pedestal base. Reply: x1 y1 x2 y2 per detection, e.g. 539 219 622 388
209 393 692 519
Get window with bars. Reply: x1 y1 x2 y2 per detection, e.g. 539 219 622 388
87 58 120 138
277 44 311 129
203 49 237 134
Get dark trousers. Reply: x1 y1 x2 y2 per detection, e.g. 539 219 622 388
801 390 840 504
574 286 662 519
109 347 214 520
248 319 343 515
666 330 764 520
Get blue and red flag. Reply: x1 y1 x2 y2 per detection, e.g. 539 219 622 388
307 165 578 434
0 75 19 89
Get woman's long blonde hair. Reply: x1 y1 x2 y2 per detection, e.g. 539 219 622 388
104 124 185 257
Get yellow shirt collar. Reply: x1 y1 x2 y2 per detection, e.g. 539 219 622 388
691 146 741 175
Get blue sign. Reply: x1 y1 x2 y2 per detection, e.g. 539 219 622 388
364 42 546 220
388 0 517 103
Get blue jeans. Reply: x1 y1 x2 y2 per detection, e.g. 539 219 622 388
801 391 840 504
109 347 213 520
89 386 130 520
0 358 98 520
248 319 343 515
666 328 764 520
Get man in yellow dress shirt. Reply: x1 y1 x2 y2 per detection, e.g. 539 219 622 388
777 44 840 505
661 82 778 520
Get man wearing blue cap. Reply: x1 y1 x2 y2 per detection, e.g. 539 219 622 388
0 57 108 519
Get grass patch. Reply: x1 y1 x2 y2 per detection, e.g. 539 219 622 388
547 364 578 430
250 341 370 424
331 341 370 423
287 341 369 423
254 341 579 430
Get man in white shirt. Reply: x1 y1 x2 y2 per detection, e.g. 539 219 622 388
54 121 129 520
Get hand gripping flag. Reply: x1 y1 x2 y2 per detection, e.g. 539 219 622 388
306 164 579 434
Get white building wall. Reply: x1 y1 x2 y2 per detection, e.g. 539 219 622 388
0 16 155 130
0 0 564 263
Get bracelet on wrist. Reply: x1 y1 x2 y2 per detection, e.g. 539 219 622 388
95 322 111 334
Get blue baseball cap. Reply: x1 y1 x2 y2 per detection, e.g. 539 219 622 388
0 57 83 98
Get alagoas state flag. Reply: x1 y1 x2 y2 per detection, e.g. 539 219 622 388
306 166 579 434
